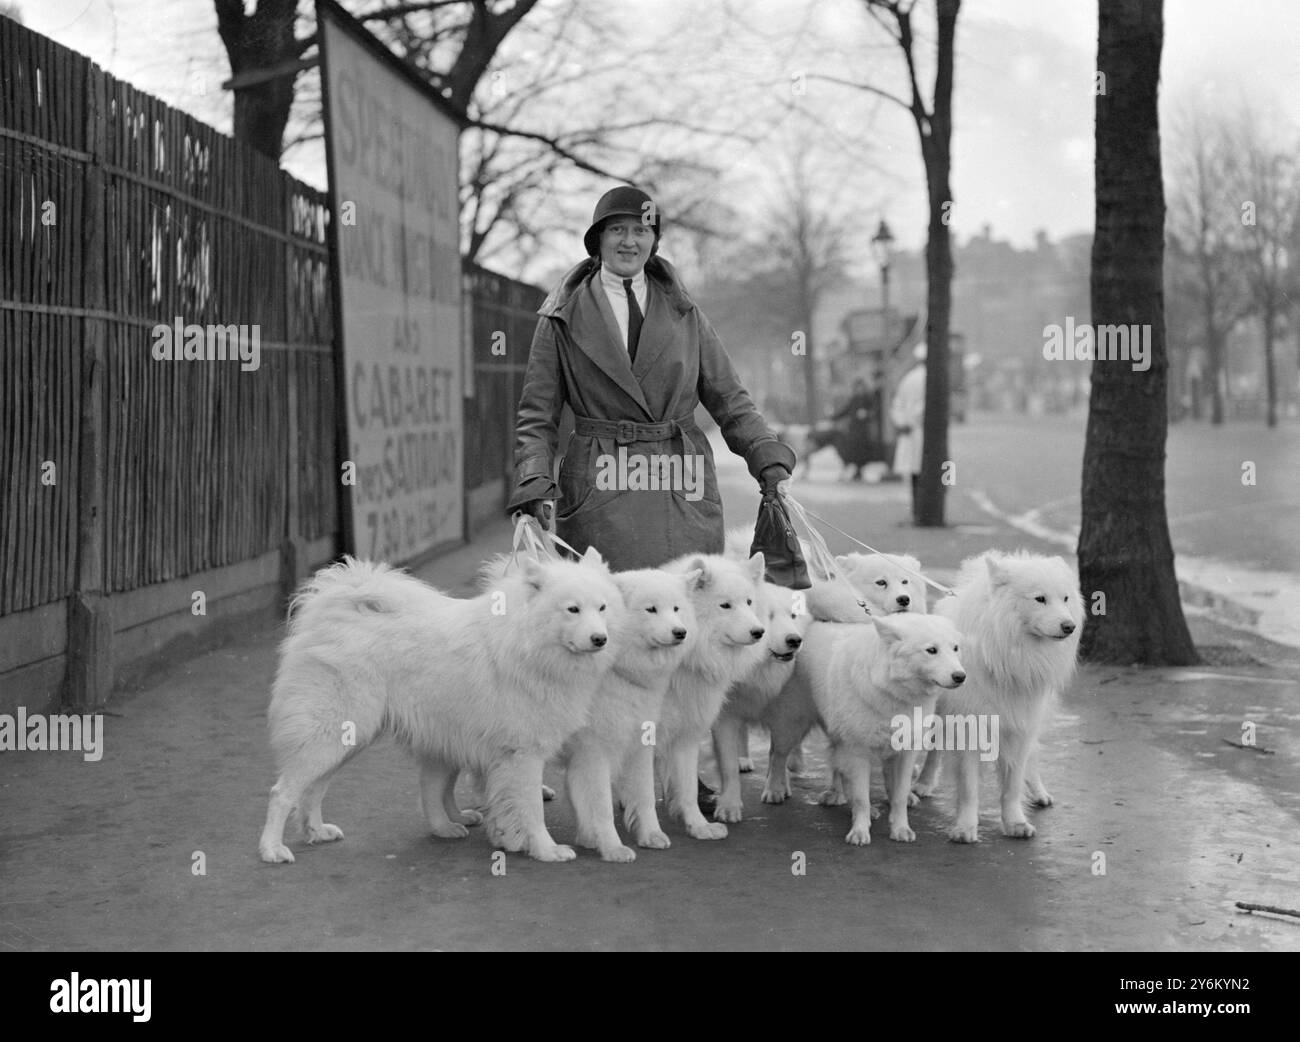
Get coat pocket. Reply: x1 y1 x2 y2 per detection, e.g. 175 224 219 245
556 435 605 521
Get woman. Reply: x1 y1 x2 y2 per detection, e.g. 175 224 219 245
507 186 796 570
889 342 927 523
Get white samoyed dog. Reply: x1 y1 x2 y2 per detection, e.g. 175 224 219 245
258 549 621 864
656 552 767 840
560 567 697 861
912 551 1083 842
711 580 812 823
761 613 966 844
721 526 870 776
835 552 928 614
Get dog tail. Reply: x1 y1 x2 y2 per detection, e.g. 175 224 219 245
287 556 417 628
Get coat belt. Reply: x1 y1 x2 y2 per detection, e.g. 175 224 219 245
573 414 696 446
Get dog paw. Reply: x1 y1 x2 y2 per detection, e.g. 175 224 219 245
637 830 671 850
906 791 920 807
889 823 916 843
817 787 847 807
540 784 557 802
845 824 873 846
713 799 743 823
911 781 935 799
452 808 483 826
259 843 295 864
787 754 807 775
686 821 728 840
760 785 789 804
1002 820 1036 839
948 823 980 844
738 757 755 773
430 821 470 839
869 803 882 821
1029 791 1053 808
600 844 637 863
306 823 344 844
531 842 577 862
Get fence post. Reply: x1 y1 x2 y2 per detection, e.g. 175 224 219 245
280 181 308 602
65 68 112 710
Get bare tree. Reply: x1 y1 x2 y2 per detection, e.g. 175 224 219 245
760 138 852 424
1077 0 1197 665
1165 107 1250 424
812 0 959 525
1233 107 1294 428
215 0 540 160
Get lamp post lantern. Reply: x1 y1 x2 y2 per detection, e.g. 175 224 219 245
870 218 895 358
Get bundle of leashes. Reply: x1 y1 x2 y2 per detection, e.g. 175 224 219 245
509 511 585 568
780 491 954 600
510 493 952 601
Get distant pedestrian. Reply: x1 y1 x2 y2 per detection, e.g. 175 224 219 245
507 185 796 570
890 342 927 523
830 377 878 481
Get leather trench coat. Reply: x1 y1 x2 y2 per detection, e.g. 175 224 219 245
507 256 796 570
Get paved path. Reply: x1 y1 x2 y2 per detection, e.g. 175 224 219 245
1 415 1296 951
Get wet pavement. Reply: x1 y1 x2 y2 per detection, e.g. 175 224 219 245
0 421 1297 951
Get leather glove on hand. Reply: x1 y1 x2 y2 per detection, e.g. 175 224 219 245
513 499 554 530
759 465 792 498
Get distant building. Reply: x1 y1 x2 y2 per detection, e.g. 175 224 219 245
819 225 1092 415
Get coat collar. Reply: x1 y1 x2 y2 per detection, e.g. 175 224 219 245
537 256 696 419
538 255 695 319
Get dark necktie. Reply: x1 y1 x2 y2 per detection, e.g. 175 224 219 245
623 278 643 363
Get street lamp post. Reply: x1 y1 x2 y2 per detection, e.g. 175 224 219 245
870 218 895 360
870 219 895 468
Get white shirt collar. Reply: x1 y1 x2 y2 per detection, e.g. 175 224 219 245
599 264 646 293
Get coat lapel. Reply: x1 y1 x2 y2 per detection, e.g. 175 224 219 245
569 276 653 418
631 280 681 385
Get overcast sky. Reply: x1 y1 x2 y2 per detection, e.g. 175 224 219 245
14 0 1300 264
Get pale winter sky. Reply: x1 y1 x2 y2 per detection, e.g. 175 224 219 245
13 0 1300 267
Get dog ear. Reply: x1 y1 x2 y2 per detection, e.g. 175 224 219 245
747 551 766 584
685 557 711 589
679 568 704 592
581 545 608 571
872 614 906 644
521 557 546 594
984 555 1009 586
834 554 851 569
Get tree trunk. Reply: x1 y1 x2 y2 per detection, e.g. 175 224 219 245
1207 326 1225 424
1078 0 1197 664
915 0 959 527
215 0 300 160
802 298 819 425
1262 304 1277 427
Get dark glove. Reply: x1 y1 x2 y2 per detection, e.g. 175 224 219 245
759 464 792 496
512 499 554 529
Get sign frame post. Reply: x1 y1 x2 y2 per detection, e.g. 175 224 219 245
317 0 469 567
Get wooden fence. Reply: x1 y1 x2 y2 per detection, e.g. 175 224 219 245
462 263 545 516
0 17 331 710
0 17 541 712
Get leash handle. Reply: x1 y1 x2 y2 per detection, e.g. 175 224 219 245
783 494 954 598
780 492 871 607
